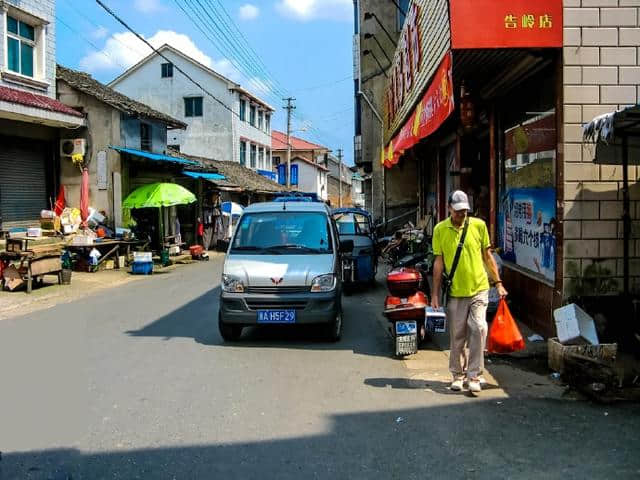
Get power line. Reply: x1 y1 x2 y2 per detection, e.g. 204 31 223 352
95 0 238 118
293 75 353 93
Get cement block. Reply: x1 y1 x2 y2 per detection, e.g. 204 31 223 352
565 142 583 162
582 0 620 4
582 220 618 237
563 46 600 65
601 164 636 181
582 104 620 122
564 124 585 142
577 181 619 200
564 85 600 103
620 66 640 84
564 220 582 239
582 258 617 276
581 28 618 46
600 239 624 257
564 200 601 219
566 163 600 181
564 182 583 201
564 27 582 45
564 8 601 26
564 239 600 258
601 85 637 103
600 7 638 26
620 28 640 45
601 47 637 65
582 66 619 84
564 104 583 123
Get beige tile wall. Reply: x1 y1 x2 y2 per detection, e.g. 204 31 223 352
563 0 640 297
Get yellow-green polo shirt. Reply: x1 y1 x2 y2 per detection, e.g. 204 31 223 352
432 216 490 298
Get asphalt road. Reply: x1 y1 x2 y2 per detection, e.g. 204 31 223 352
1 256 640 479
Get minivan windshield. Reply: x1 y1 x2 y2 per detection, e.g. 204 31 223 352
231 212 333 254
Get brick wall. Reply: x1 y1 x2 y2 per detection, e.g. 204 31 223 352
563 0 640 298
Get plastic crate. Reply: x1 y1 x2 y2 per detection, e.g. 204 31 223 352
131 261 153 275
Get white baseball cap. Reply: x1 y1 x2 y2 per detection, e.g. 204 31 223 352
449 190 470 211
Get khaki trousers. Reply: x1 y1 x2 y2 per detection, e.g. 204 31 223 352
446 290 489 380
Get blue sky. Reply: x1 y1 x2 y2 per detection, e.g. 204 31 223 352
55 0 355 164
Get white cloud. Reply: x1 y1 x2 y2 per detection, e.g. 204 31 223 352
79 30 241 80
90 26 109 40
134 0 165 13
239 4 260 20
276 0 352 21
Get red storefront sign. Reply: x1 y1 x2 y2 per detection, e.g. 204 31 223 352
383 52 454 169
450 0 562 49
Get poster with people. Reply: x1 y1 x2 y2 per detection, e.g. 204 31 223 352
498 188 556 282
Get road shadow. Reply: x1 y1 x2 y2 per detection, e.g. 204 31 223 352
3 400 640 480
124 285 393 359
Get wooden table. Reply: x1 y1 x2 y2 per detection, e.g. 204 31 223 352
65 239 149 271
0 241 63 293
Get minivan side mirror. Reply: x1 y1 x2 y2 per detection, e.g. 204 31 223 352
339 239 354 253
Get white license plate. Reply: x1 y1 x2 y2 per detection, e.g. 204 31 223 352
395 321 417 335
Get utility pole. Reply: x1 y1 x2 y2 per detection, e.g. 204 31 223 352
283 97 296 188
337 148 344 207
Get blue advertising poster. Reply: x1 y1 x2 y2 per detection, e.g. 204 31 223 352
497 188 556 283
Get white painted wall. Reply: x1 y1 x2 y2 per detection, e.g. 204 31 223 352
232 96 272 170
110 49 234 161
293 159 327 200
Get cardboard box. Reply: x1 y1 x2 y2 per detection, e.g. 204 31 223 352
3 265 24 291
553 304 599 345
72 235 94 246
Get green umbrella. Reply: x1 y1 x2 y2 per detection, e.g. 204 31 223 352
123 182 196 209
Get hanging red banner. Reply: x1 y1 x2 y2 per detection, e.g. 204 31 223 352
383 51 454 169
450 0 562 49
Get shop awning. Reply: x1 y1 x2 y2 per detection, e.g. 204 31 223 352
383 52 454 169
583 105 640 165
110 146 199 166
182 171 226 180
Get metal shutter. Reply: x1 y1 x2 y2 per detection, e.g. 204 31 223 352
0 136 48 229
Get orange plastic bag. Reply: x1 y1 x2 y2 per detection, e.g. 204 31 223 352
487 299 525 353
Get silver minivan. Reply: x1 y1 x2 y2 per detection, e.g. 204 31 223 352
218 201 351 342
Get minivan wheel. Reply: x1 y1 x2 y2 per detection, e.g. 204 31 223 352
326 311 342 342
219 313 243 341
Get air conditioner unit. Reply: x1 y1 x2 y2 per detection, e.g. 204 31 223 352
60 138 86 157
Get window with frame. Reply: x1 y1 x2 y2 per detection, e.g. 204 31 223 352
239 99 246 121
250 144 257 169
258 110 264 130
265 114 271 133
258 147 265 169
6 15 35 77
266 149 271 168
250 105 256 126
239 141 247 166
273 156 281 166
184 97 203 117
140 123 152 151
161 63 173 78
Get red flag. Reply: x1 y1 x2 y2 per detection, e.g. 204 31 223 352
80 168 89 227
54 185 66 216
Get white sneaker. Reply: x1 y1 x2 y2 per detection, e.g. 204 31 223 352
450 379 463 391
468 379 482 393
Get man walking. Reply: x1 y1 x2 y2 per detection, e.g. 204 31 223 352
431 191 507 393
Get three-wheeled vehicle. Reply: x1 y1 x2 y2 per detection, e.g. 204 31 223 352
331 208 377 286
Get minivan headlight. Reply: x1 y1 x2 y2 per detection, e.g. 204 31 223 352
222 274 245 293
311 274 336 292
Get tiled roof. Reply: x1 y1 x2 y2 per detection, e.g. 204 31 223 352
57 65 186 129
292 156 329 172
167 149 287 194
272 130 328 151
0 85 83 117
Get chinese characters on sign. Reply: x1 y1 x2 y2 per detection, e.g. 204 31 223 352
450 0 562 49
504 13 553 29
386 2 421 127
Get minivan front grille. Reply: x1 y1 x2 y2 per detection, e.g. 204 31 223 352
246 286 310 294
246 299 308 311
